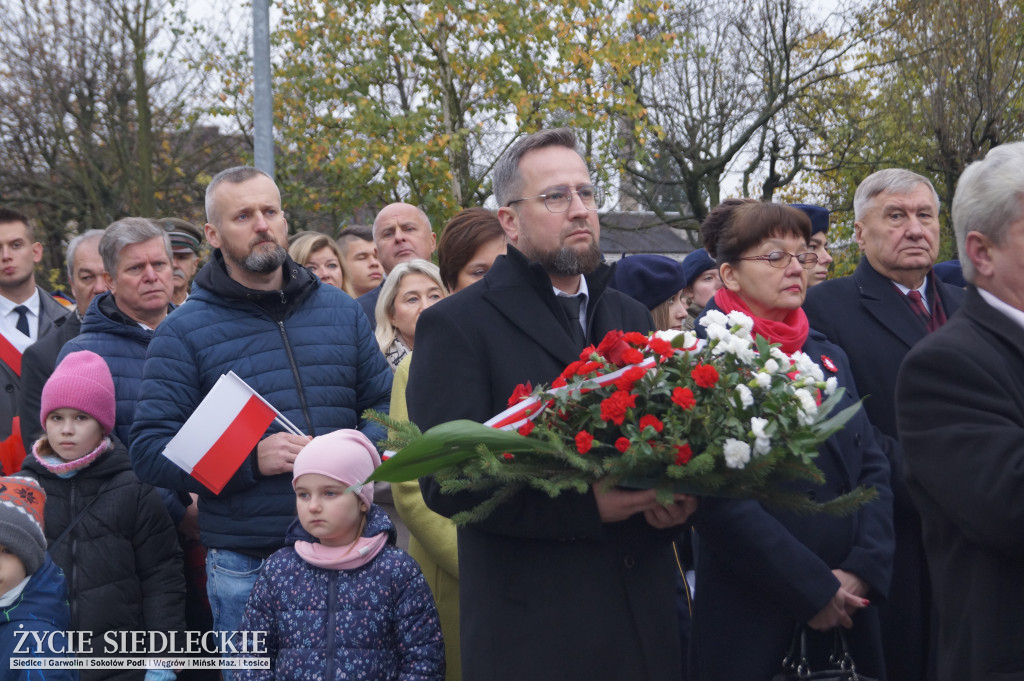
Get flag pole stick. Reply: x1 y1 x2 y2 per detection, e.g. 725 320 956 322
228 371 305 436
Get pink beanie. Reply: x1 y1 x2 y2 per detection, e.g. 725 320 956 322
40 350 116 436
292 429 381 508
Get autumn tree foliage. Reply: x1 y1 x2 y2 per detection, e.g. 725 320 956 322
254 0 677 229
0 0 243 278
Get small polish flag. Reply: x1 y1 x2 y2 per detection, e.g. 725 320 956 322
162 372 281 494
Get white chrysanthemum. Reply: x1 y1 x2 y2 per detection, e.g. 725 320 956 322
705 323 731 341
763 358 780 375
792 352 825 382
751 417 772 454
794 388 819 425
701 309 729 328
736 384 753 408
824 376 838 396
733 344 757 365
654 329 682 343
794 388 818 413
723 439 751 469
726 310 755 333
754 372 772 388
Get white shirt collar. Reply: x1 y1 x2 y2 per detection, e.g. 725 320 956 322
977 287 1024 333
553 276 590 329
892 277 929 311
0 288 41 349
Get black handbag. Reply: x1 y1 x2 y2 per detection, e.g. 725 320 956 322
770 625 879 681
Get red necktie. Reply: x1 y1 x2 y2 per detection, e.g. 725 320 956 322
905 290 930 319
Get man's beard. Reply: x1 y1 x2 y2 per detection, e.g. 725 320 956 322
525 240 603 277
228 237 287 275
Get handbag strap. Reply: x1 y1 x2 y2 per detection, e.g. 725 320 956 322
780 625 862 680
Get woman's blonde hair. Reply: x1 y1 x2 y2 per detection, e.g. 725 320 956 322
650 293 684 332
288 233 345 288
374 259 448 353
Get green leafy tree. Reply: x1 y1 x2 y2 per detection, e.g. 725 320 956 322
620 0 891 238
0 0 243 279
248 0 677 230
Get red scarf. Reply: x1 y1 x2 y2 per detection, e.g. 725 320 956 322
714 288 809 355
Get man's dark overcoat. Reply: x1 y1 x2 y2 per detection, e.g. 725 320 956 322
896 286 1024 681
803 255 965 680
407 246 682 681
0 288 69 446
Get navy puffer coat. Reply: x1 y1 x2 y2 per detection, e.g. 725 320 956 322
58 293 160 448
129 253 393 552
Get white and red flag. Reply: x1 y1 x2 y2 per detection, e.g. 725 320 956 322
162 371 297 494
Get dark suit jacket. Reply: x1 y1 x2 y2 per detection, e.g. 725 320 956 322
18 309 81 451
803 256 965 681
356 282 381 327
896 286 1024 681
407 247 683 681
0 288 70 443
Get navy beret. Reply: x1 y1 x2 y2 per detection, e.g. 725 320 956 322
681 248 717 289
790 204 830 235
610 254 686 310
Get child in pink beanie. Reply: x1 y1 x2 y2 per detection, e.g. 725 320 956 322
22 350 185 681
238 429 444 681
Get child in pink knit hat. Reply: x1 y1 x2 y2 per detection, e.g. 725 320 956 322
23 350 185 681
237 429 444 681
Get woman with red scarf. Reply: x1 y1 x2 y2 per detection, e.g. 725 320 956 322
688 201 894 680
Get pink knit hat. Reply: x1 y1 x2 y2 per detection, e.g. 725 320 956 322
40 350 116 436
292 429 381 508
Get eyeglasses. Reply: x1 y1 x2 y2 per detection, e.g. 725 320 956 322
739 251 819 269
506 185 604 213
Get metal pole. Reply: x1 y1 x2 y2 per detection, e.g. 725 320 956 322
252 0 274 178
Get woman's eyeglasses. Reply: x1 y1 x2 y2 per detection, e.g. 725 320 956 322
739 251 819 269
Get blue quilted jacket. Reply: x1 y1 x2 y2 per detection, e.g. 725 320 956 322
0 556 76 681
129 253 393 551
58 292 160 448
237 506 444 681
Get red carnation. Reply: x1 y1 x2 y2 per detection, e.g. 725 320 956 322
561 361 583 379
577 361 603 376
507 382 532 406
648 337 673 360
518 421 535 437
552 376 568 389
615 437 631 453
600 389 637 425
502 452 515 461
639 414 664 434
623 331 649 346
596 330 631 366
575 431 594 454
691 363 720 388
578 345 597 361
613 366 646 392
622 347 644 365
674 443 693 465
672 387 696 410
